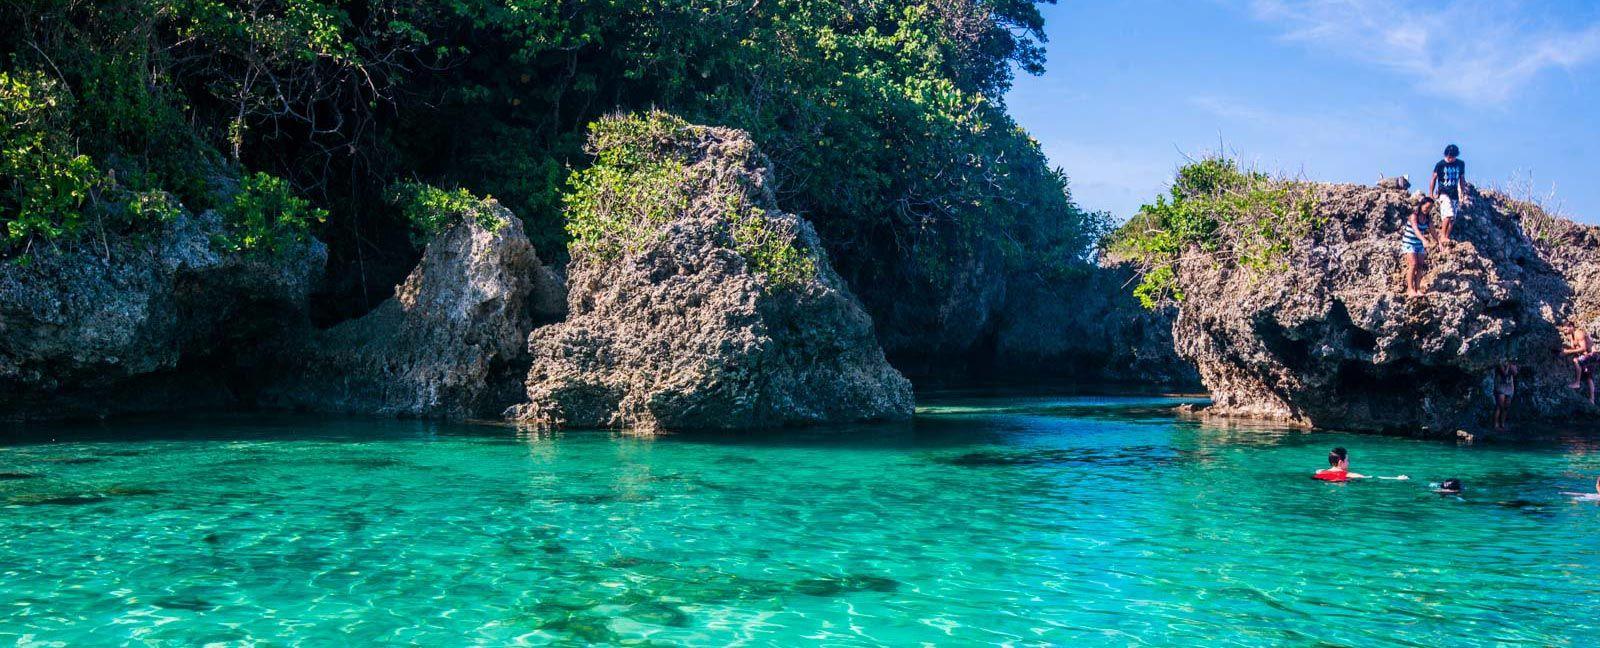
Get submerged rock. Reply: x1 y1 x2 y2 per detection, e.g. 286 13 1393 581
0 209 324 421
262 201 563 418
1163 180 1590 433
507 113 913 432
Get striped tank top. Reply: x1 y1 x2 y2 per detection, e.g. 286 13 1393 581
1402 220 1428 248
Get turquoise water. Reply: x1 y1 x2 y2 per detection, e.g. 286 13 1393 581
4 394 1600 645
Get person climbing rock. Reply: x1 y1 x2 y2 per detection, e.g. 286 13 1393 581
1562 323 1598 404
1492 359 1519 431
1401 196 1434 297
1430 144 1467 251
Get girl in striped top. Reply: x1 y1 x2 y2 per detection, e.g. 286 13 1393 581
1402 196 1434 297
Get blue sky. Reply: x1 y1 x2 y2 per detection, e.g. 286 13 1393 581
1007 0 1600 223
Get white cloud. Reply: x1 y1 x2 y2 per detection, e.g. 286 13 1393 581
1248 0 1600 103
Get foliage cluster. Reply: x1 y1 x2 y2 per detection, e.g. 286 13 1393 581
3 0 1103 305
216 172 327 254
0 71 100 254
1107 157 1323 309
564 112 815 288
389 182 505 244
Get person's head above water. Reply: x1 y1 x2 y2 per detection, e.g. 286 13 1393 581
1328 447 1349 469
1444 144 1459 160
1440 478 1462 493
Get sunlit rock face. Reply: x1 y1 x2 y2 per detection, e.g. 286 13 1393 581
263 201 564 418
1171 181 1595 434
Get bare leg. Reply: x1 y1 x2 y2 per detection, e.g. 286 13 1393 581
1573 360 1584 389
1404 254 1422 296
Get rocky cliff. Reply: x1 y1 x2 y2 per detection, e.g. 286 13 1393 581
507 114 914 432
0 209 325 421
261 201 564 418
1145 176 1593 434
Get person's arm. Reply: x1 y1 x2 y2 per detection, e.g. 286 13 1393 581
1430 169 1440 197
1458 163 1467 205
1411 211 1430 247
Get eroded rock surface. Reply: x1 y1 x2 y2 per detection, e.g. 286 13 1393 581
508 116 913 432
263 202 563 418
1170 181 1592 433
0 210 325 420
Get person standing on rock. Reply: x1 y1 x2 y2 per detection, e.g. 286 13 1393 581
1401 196 1434 297
1430 144 1467 251
1562 323 1598 403
1492 360 1519 431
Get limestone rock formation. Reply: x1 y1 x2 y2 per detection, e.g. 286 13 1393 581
263 201 563 418
1167 181 1592 433
508 114 914 432
0 209 325 421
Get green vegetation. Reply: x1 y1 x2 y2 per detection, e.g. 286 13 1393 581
1 71 100 254
563 113 694 261
2 0 1102 308
216 173 327 254
1108 157 1322 309
564 112 815 288
390 182 505 244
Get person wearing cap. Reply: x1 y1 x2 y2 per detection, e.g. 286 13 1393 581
1430 144 1467 251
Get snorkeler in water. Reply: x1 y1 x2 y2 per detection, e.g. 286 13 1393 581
1433 478 1463 495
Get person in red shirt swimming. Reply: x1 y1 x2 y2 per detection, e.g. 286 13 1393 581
1314 447 1365 482
1314 447 1409 482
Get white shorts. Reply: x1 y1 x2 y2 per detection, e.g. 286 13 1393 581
1438 194 1458 220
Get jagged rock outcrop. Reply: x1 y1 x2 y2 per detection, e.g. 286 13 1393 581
1169 180 1593 433
988 266 1200 388
508 114 914 432
262 202 563 418
0 209 325 421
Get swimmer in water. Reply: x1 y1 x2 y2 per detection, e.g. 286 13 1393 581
1433 478 1463 495
1314 448 1366 482
1564 476 1600 501
1313 447 1409 482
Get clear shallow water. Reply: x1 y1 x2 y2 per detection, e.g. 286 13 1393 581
3 395 1600 645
